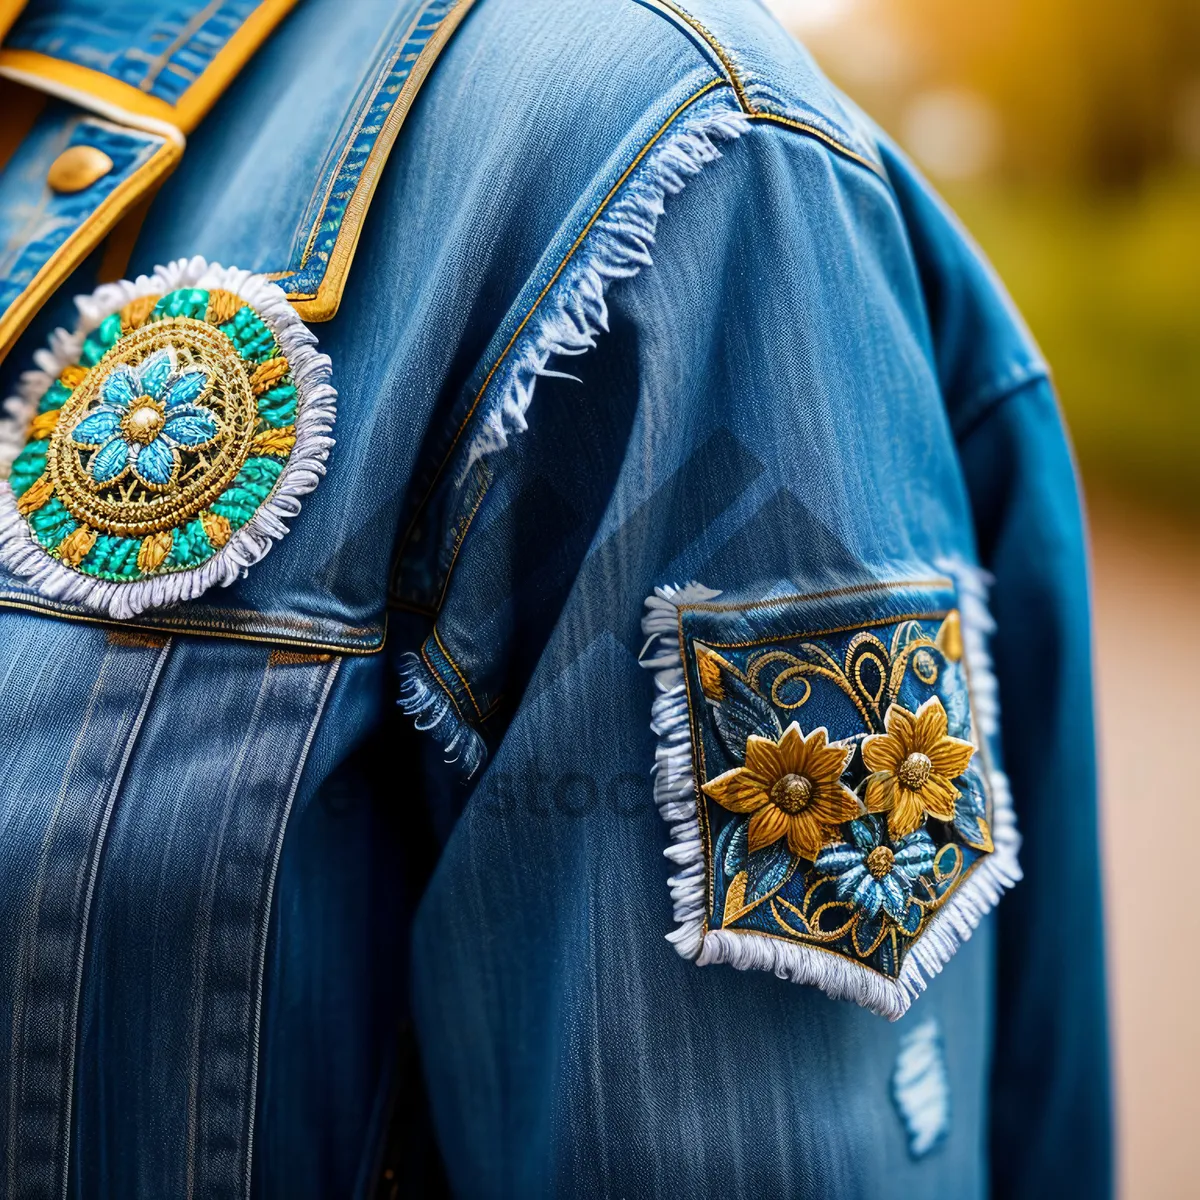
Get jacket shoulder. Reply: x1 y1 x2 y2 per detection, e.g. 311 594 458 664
430 0 882 176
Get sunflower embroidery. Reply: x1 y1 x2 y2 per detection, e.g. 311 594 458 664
862 696 976 838
701 723 859 860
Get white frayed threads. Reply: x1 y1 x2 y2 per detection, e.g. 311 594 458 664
639 569 1022 1020
639 581 723 960
462 102 749 475
892 1017 951 1158
0 256 336 619
397 651 485 778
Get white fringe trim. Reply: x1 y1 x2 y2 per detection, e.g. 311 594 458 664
0 256 336 619
397 651 485 778
639 581 722 960
462 101 749 474
639 568 1022 1020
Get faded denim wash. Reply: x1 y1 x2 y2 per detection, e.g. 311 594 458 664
0 0 1110 1196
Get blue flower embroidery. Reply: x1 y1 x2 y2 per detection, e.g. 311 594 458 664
70 347 218 489
815 815 935 923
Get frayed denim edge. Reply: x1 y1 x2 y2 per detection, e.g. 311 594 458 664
459 99 750 476
639 562 1021 1020
892 1016 952 1157
397 650 486 778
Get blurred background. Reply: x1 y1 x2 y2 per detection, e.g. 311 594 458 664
763 1 1200 1194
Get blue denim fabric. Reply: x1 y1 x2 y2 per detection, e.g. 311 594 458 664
0 0 1110 1196
0 107 170 315
6 1 264 104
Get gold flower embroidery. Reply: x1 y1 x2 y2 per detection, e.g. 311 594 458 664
702 723 858 859
862 697 975 837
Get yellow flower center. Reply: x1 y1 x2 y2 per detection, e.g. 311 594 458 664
898 752 933 791
866 845 895 879
121 395 165 445
770 773 814 814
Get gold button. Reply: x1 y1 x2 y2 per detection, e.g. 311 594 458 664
47 145 114 194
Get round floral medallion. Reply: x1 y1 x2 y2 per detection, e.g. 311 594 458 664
0 258 336 619
48 319 258 537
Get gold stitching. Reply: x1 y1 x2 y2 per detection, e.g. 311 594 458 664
395 78 728 587
647 0 752 112
432 624 484 720
748 112 886 179
0 594 385 655
420 639 471 729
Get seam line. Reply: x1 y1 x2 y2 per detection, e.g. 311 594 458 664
432 624 483 720
419 639 472 730
393 77 728 585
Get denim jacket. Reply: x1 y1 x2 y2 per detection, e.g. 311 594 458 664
0 0 1110 1196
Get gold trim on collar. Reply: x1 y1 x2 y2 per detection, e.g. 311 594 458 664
0 132 181 364
0 0 25 44
0 0 298 134
278 0 479 322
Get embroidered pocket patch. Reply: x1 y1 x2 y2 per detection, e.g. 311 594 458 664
0 257 335 619
640 569 1019 1018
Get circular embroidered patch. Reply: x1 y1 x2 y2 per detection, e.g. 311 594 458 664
0 257 335 619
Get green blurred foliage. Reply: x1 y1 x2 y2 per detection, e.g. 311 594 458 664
785 0 1200 513
945 176 1200 513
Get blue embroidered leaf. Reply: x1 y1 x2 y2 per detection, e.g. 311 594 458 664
90 436 128 482
897 899 923 935
132 437 175 487
745 838 794 904
880 873 908 921
953 769 993 850
854 908 886 952
848 815 885 851
138 349 174 399
815 843 863 876
698 651 782 760
695 644 782 753
873 926 899 978
162 407 218 446
162 369 209 410
71 408 121 446
721 816 748 878
894 830 936 878
954 811 994 852
956 768 986 817
100 366 139 408
851 872 884 918
940 662 972 738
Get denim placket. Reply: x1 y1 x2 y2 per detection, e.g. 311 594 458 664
184 655 341 1199
4 633 172 1200
65 644 342 1199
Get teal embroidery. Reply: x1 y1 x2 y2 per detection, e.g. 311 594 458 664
28 497 77 547
79 312 122 367
167 518 214 570
257 382 298 428
219 306 277 363
0 258 337 618
9 441 48 496
83 534 142 581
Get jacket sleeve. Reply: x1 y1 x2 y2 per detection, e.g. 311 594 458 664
958 378 1113 1198
395 99 1111 1196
